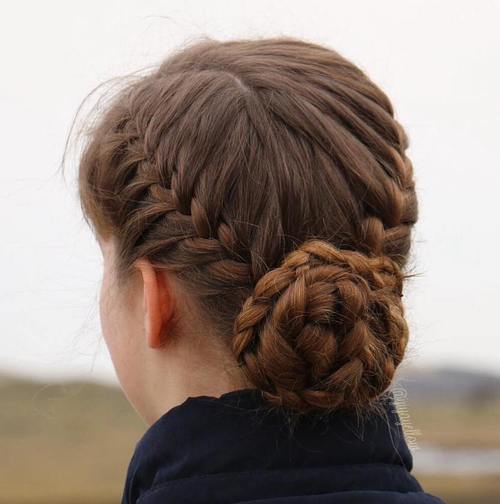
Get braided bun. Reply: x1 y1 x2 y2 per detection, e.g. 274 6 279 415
232 239 408 416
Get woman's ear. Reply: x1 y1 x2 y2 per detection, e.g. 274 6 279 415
133 259 175 349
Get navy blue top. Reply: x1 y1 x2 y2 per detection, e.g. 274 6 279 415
121 388 444 503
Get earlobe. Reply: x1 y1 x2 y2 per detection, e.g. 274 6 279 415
134 259 175 349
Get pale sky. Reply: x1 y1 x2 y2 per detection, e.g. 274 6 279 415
1 0 499 384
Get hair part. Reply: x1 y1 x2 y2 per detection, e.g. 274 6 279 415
75 36 419 418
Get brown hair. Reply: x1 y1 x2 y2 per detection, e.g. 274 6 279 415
73 36 419 417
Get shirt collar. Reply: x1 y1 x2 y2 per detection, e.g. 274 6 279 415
123 388 412 502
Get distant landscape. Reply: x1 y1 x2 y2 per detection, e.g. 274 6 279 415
1 366 499 504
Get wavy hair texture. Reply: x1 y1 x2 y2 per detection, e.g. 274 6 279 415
74 36 419 417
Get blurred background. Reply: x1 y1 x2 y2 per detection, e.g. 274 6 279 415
1 1 499 502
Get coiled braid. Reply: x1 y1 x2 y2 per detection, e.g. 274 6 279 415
233 239 408 415
76 36 419 416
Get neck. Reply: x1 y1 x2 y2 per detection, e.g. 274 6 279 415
138 339 254 425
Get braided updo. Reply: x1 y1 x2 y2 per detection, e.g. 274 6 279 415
75 37 418 416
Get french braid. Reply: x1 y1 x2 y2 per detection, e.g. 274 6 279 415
77 36 419 415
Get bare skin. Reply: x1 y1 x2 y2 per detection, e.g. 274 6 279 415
97 234 252 426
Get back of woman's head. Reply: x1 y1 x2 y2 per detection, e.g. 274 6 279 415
77 36 418 417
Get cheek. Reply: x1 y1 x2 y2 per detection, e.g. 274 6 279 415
99 268 144 401
99 271 119 361
99 272 113 347
99 270 130 380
